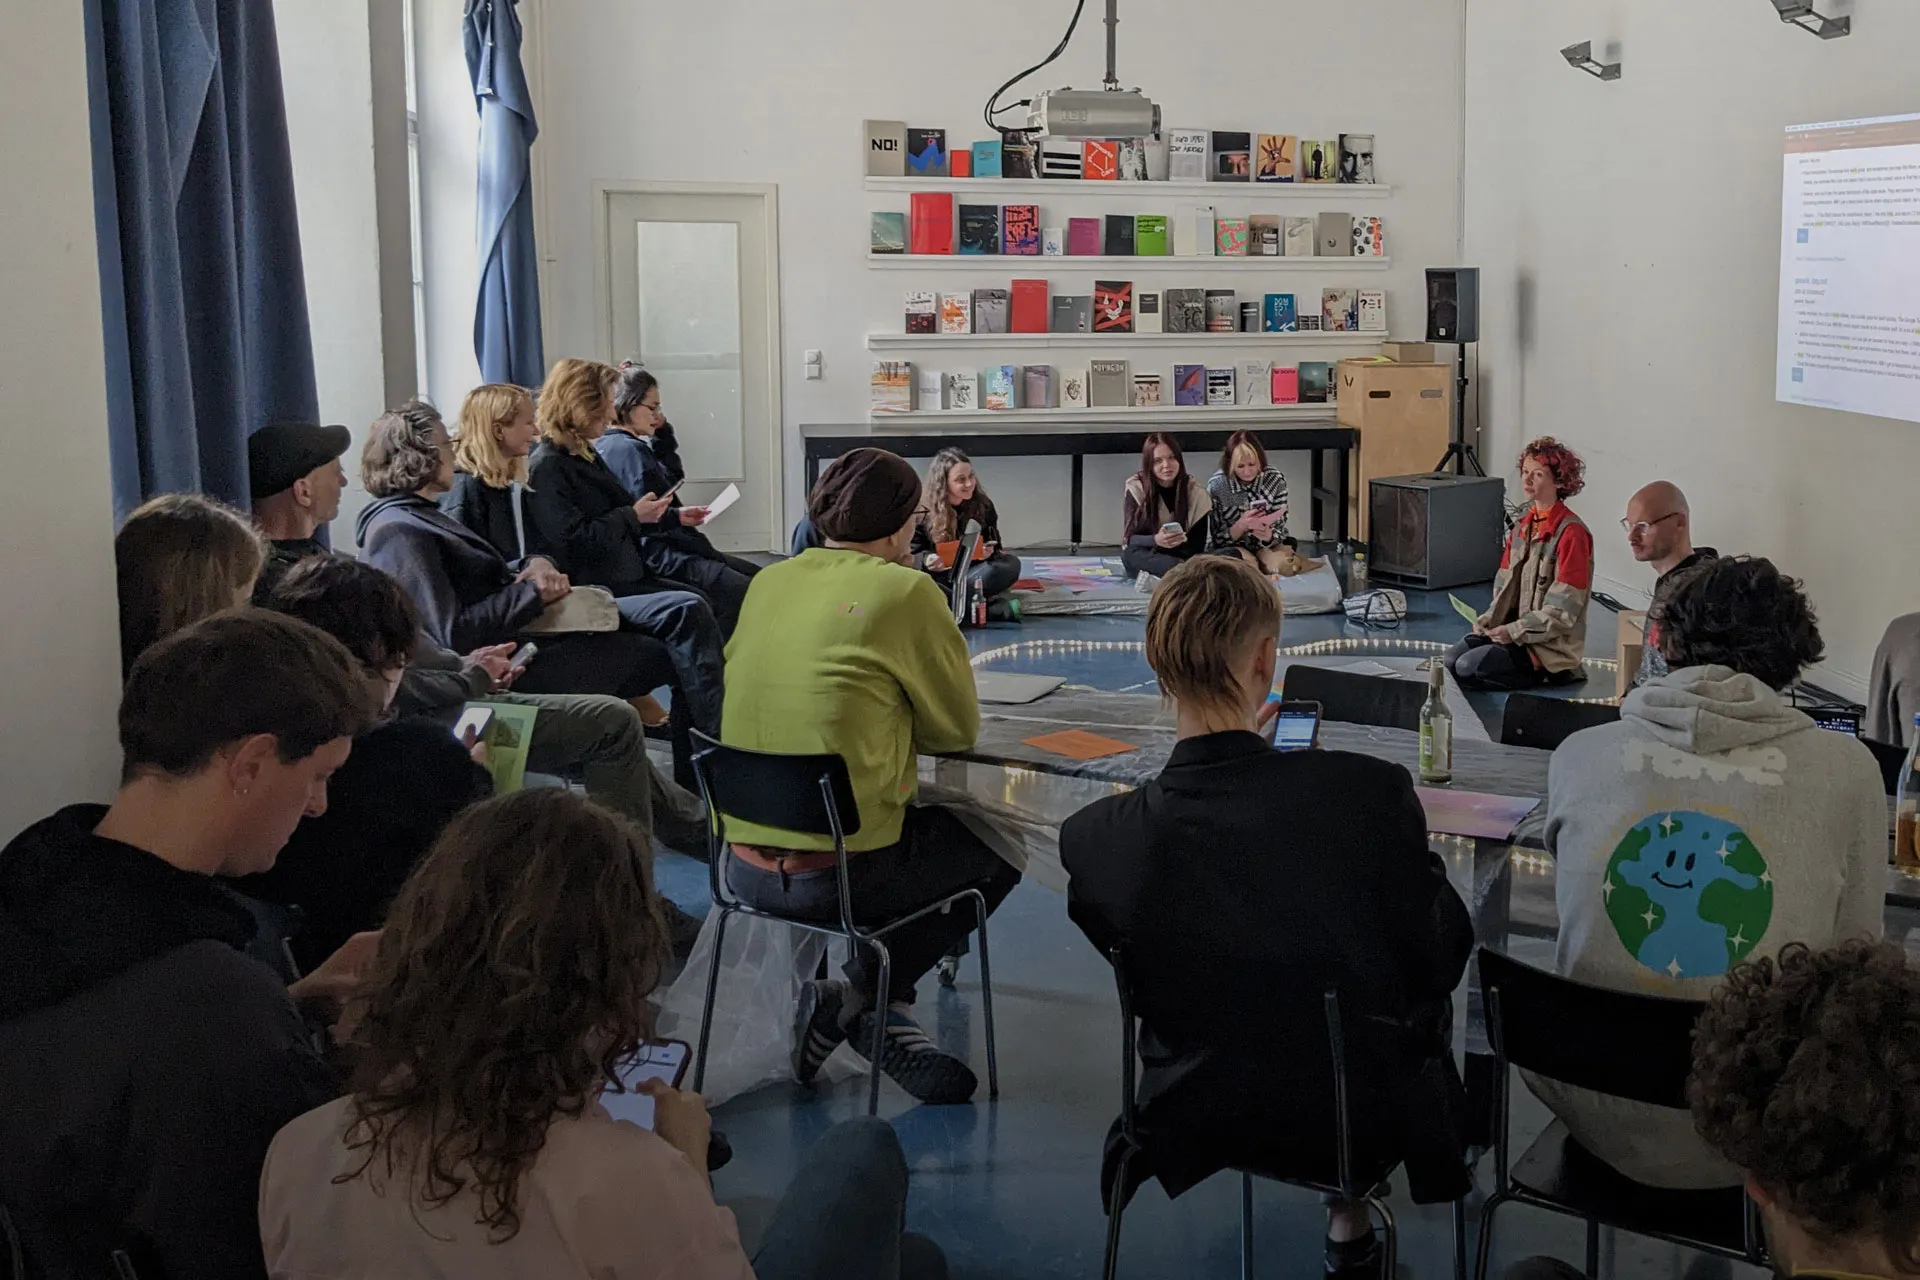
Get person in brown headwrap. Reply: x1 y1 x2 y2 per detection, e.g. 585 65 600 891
720 447 1021 1105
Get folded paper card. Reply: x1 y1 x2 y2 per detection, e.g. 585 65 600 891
1022 729 1139 760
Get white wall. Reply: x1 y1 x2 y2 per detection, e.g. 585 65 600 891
413 0 1465 549
0 4 124 833
1464 0 1918 693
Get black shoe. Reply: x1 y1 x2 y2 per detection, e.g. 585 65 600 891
791 979 849 1085
1325 1231 1382 1279
847 1005 978 1104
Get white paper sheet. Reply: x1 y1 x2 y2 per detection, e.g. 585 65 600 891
702 482 742 521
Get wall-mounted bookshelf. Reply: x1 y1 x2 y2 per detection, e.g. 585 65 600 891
867 332 1380 351
870 404 1337 428
866 253 1391 271
865 177 1394 200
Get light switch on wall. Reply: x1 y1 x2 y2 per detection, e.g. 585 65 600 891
804 349 823 380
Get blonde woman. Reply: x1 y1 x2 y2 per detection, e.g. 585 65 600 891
524 358 750 633
1206 430 1312 577
440 382 540 565
909 447 1021 614
114 492 267 674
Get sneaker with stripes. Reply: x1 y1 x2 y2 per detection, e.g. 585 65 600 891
847 1003 978 1105
790 979 848 1085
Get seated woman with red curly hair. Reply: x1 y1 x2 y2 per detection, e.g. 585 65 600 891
1445 437 1594 691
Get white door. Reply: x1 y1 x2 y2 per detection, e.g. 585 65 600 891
601 185 782 552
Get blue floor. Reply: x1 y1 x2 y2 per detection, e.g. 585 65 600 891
654 554 1753 1279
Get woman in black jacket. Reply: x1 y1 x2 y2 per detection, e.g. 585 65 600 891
523 359 750 633
910 448 1022 617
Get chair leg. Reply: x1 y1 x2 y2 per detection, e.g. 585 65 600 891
1583 1219 1600 1279
1452 1196 1468 1280
866 938 892 1117
1371 1195 1397 1280
1472 1192 1509 1280
1240 1173 1254 1280
968 888 999 1100
1102 1147 1135 1280
691 906 733 1094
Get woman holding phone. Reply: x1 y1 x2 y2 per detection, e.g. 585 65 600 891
1207 431 1310 577
1120 432 1213 582
260 789 947 1280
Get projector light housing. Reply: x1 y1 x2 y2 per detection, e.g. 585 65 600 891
1026 88 1161 140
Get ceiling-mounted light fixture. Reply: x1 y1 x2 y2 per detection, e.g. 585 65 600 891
1560 40 1622 81
1771 0 1850 39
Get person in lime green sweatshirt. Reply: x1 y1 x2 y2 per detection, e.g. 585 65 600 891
720 448 1020 1105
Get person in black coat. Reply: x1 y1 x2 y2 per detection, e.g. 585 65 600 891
1060 556 1473 1280
523 358 750 633
0 611 378 1280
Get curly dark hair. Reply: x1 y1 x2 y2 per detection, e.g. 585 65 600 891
1654 555 1823 690
264 554 421 674
361 399 447 498
339 789 671 1240
1690 941 1920 1272
1518 436 1586 499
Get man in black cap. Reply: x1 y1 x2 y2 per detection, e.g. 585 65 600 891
249 421 351 601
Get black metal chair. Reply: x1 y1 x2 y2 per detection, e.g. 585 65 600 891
1474 949 1765 1279
688 731 998 1115
1865 737 1907 796
1281 664 1427 731
1498 693 1621 751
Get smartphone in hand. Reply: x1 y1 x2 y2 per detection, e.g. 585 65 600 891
600 1039 693 1131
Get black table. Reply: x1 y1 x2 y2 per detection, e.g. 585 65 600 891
801 421 1359 546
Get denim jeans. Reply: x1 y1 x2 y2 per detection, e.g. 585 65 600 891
748 1118 947 1280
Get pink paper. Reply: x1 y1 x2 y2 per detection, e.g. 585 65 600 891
1414 786 1540 841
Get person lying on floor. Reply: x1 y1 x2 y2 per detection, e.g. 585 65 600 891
910 447 1023 620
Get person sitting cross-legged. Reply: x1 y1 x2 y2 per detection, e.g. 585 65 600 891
720 447 1022 1105
1061 555 1473 1279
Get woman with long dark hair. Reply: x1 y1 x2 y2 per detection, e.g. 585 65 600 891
1120 432 1212 582
911 447 1021 615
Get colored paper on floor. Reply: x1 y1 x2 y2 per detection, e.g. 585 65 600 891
1012 578 1044 592
1414 786 1539 840
1448 594 1481 626
1023 728 1139 760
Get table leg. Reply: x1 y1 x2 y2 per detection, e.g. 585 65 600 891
1336 443 1352 547
1070 454 1084 551
1310 447 1325 541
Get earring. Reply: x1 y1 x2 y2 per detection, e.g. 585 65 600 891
233 787 250 798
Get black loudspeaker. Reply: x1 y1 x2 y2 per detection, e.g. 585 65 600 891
1425 267 1481 344
1368 472 1506 589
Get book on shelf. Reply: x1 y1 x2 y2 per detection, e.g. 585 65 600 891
984 364 1018 410
1010 279 1049 333
1089 359 1131 408
1176 205 1215 257
972 287 1010 334
940 293 973 334
951 149 972 179
1205 289 1237 333
1272 365 1301 404
870 211 906 255
1041 227 1066 256
1299 361 1332 403
916 367 944 410
1317 212 1352 258
1338 133 1376 184
1134 214 1169 256
1302 140 1337 182
1215 216 1249 257
905 291 937 334
909 193 953 255
1263 293 1298 333
957 204 1000 255
1210 131 1252 182
1173 363 1206 406
1164 288 1205 334
1298 313 1322 331
1002 204 1040 255
871 361 913 413
1116 138 1149 182
1249 214 1280 257
1144 136 1171 182
1135 290 1163 334
1284 216 1316 258
1023 364 1055 408
864 120 907 177
1050 295 1093 334
1083 140 1119 181
1060 366 1090 409
1206 367 1237 405
1093 280 1134 334
1241 360 1272 406
906 128 948 177
1002 132 1038 179
1358 289 1387 333
1132 373 1163 406
971 139 1004 178
946 371 980 411
1102 214 1135 256
1067 218 1101 256
1238 301 1260 333
1167 128 1209 181
1040 137 1083 180
1353 215 1386 258
1322 288 1357 332
1256 134 1299 183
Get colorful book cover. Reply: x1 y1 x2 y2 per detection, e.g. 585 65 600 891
1248 214 1280 257
957 204 1000 255
1173 363 1206 406
1165 288 1205 334
1322 288 1357 332
1210 131 1252 182
1088 359 1131 407
905 290 937 334
1022 364 1055 409
1067 218 1101 256
1354 215 1386 257
1135 290 1163 334
1041 227 1066 256
1050 295 1092 333
1002 204 1041 255
1358 289 1387 333
950 149 972 178
870 211 907 255
864 120 907 177
1083 140 1119 181
1299 361 1332 402
1339 133 1376 184
1204 290 1237 333
915 367 944 410
1205 367 1237 405
1263 293 1298 333
972 288 1010 334
871 361 913 414
1002 134 1038 179
1134 214 1169 256
1167 128 1209 181
906 128 948 177
945 371 979 411
908 192 954 255
1093 280 1134 334
1116 138 1149 181
1132 374 1163 406
1102 214 1135 256
1284 216 1315 257
1060 366 1090 410
984 364 1018 410
1272 366 1301 404
1301 139 1337 182
970 139 1004 178
1256 134 1298 182
1215 216 1249 256
1240 361 1272 406
941 292 973 334
1039 138 1083 180
1010 279 1049 333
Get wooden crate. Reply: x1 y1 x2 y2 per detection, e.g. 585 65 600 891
1336 360 1452 540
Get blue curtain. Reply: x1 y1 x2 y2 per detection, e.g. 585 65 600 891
466 0 546 389
84 0 319 517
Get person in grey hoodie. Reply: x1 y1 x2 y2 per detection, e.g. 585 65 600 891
1537 556 1886 1189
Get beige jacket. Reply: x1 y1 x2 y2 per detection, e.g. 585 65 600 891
259 1097 755 1279
1478 502 1594 675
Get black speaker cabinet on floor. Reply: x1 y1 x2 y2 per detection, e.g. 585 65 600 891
1425 267 1481 344
1368 472 1506 589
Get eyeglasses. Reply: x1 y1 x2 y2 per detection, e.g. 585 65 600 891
1620 512 1682 536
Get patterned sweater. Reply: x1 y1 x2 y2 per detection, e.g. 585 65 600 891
1206 468 1291 549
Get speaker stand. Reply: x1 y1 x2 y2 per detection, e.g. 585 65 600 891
1434 341 1483 476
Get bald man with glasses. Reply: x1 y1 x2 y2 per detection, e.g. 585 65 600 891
1621 482 1716 689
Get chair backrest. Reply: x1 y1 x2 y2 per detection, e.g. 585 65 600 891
1865 737 1907 797
1280 664 1426 732
1477 948 1705 1109
689 730 861 841
224 889 305 983
1499 692 1621 750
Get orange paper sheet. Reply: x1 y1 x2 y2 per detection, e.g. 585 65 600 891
935 539 991 565
1022 729 1139 760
